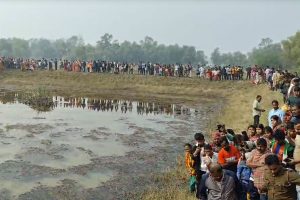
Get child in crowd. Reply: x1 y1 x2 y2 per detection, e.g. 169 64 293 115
184 143 197 192
248 125 259 142
264 126 273 148
256 124 265 138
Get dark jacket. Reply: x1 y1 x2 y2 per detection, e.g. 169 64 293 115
192 145 201 172
198 170 242 200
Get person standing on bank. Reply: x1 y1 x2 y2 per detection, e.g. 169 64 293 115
54 58 58 70
253 95 266 126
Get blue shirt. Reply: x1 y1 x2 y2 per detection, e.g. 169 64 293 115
268 108 285 127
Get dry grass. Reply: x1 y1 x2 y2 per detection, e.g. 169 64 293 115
218 83 283 133
137 157 196 200
0 70 241 105
0 70 284 200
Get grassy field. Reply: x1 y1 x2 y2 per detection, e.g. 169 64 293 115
0 70 249 105
0 70 283 200
0 70 219 104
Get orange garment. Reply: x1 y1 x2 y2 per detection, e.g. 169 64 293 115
272 142 285 161
185 152 196 176
74 61 81 72
218 145 240 165
87 62 93 72
207 70 212 78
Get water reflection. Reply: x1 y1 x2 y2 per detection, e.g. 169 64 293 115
0 90 199 198
53 96 192 115
0 90 54 113
0 90 192 115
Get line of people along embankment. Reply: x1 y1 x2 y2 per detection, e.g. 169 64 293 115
0 56 284 80
184 72 300 200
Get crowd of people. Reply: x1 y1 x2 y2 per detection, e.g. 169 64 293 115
0 56 195 77
184 71 300 200
2 56 295 82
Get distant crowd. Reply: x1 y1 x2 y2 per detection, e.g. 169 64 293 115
1 57 194 77
2 56 298 83
184 72 300 200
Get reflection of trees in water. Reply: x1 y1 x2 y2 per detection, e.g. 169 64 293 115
0 91 18 104
0 90 54 112
20 89 54 113
0 91 191 115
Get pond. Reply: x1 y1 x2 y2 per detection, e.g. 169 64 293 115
0 89 207 199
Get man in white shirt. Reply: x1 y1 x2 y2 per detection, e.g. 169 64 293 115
175 64 179 76
265 67 271 79
253 95 265 126
226 67 231 80
200 66 205 78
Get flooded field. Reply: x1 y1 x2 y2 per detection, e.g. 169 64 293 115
0 89 213 200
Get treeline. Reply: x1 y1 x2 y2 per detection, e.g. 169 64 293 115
0 32 300 69
0 34 207 65
211 33 300 70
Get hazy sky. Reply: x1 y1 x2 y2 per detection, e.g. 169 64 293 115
0 0 300 54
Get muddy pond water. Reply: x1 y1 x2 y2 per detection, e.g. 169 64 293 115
0 90 208 200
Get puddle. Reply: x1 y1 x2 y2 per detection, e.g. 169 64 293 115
0 90 202 198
